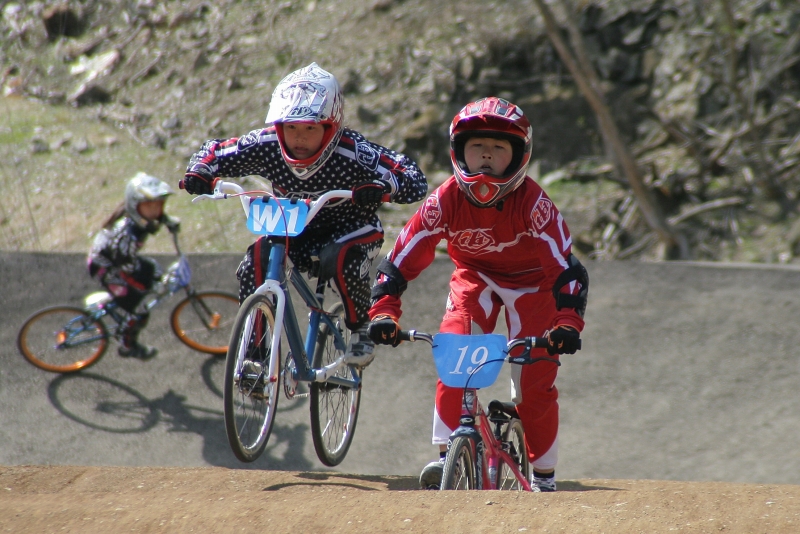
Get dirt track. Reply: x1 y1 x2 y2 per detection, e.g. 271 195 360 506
2 254 800 531
2 465 800 533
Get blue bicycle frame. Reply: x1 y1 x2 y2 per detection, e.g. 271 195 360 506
261 239 360 389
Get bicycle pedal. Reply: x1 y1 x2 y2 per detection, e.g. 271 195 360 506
291 393 309 399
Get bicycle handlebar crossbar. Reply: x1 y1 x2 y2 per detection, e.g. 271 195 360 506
398 329 572 366
191 180 355 221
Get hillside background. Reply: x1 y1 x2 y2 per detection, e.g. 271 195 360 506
2 0 800 262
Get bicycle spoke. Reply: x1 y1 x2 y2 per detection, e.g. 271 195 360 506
499 418 529 490
171 291 239 355
17 306 108 373
441 436 477 490
223 294 280 463
310 301 361 467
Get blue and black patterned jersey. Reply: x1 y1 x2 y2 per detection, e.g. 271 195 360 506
185 127 428 231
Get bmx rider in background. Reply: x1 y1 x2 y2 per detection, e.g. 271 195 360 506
87 172 180 360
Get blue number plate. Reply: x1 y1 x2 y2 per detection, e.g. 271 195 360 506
247 198 309 237
431 333 507 389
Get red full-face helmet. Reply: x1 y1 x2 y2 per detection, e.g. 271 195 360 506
450 97 533 208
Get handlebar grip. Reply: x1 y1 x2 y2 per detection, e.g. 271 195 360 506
531 336 581 351
532 337 549 349
397 329 413 342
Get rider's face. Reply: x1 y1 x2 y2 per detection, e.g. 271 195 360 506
283 123 326 160
137 200 165 221
463 136 513 177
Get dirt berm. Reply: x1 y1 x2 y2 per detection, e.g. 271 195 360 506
2 254 800 532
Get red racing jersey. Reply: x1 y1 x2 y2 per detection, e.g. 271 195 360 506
371 175 585 332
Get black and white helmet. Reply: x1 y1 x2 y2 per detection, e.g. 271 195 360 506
265 62 344 179
124 172 173 230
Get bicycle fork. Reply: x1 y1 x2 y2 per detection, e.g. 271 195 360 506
446 388 487 488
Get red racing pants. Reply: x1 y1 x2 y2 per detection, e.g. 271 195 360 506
432 268 560 470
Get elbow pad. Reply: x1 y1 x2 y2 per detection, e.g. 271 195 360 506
552 254 589 318
370 258 408 301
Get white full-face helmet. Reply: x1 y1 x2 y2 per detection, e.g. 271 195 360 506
124 172 173 230
265 62 344 179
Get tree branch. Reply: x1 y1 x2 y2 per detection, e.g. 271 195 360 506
531 0 685 256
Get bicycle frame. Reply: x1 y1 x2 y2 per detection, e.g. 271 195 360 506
255 241 359 389
450 387 532 491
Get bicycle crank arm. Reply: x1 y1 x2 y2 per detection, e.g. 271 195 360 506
313 356 347 382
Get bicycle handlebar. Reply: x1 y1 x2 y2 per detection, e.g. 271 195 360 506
397 329 576 366
189 180 388 220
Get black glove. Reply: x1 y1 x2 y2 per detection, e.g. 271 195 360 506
180 172 217 195
367 314 402 346
545 325 580 355
352 179 391 207
164 216 181 234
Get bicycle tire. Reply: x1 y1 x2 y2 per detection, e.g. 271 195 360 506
223 293 280 462
497 418 530 490
441 436 478 490
17 306 108 373
170 290 239 355
310 301 362 466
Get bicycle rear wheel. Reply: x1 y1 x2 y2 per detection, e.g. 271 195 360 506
310 301 361 466
441 436 478 490
171 291 239 355
223 293 280 462
497 418 530 490
17 306 108 373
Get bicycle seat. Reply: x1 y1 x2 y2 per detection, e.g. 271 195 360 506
487 400 519 420
85 291 113 309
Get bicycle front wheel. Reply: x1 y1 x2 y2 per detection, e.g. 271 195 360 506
223 293 280 462
171 291 239 355
498 418 530 490
441 436 478 490
310 301 362 466
17 306 108 373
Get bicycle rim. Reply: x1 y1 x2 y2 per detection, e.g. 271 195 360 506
310 301 361 467
223 293 280 462
441 436 477 490
17 306 108 373
498 418 529 490
171 291 239 355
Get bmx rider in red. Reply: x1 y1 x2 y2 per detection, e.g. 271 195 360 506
367 97 589 492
